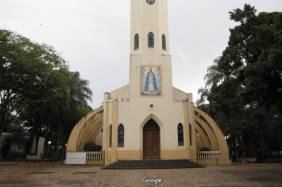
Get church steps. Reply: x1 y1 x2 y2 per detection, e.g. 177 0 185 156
102 159 206 169
108 163 201 166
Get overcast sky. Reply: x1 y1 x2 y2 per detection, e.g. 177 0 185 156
1 0 282 109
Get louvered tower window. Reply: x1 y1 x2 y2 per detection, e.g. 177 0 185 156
134 34 139 50
178 123 184 146
148 32 154 48
162 34 166 51
118 124 124 147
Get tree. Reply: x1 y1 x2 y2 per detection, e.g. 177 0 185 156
199 4 282 161
227 5 282 160
1 30 94 155
68 71 92 120
228 5 282 113
0 30 66 138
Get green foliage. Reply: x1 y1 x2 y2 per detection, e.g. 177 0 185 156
5 152 26 161
1 137 13 158
200 147 210 151
43 144 61 161
0 29 93 149
83 141 102 151
24 138 33 155
0 136 28 159
0 29 67 137
196 4 282 162
43 144 53 159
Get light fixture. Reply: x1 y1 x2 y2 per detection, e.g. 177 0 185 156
48 141 51 145
150 104 153 107
65 144 68 146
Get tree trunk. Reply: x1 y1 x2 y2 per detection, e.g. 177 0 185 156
232 135 237 162
35 133 39 155
0 129 3 140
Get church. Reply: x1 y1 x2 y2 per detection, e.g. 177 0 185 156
66 0 231 166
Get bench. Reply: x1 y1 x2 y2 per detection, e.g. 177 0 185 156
244 158 256 164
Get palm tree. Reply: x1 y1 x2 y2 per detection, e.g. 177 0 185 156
68 71 92 110
196 87 211 115
204 57 226 88
60 71 93 144
196 57 222 114
197 56 244 106
205 56 244 88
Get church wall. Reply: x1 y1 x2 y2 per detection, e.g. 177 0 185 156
189 103 197 161
108 102 113 126
117 150 142 160
109 85 130 100
102 94 109 152
130 0 143 55
130 55 173 100
172 87 189 100
94 129 103 146
158 0 170 55
106 98 191 161
161 150 189 160
116 101 186 151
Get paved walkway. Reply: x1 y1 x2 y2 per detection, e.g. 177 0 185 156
0 162 282 186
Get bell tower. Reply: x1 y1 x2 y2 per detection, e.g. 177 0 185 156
130 0 170 56
129 0 173 101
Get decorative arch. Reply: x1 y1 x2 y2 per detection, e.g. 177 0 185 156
195 129 204 151
195 124 211 150
67 106 104 152
140 114 164 150
194 107 230 161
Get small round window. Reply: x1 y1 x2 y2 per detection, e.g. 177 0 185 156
146 0 155 5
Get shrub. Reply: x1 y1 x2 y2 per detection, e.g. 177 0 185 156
200 147 210 151
24 138 33 155
83 141 102 151
1 137 13 158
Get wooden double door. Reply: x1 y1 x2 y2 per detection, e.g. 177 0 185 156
143 119 160 159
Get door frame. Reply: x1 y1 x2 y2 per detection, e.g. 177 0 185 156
140 115 164 160
143 126 160 159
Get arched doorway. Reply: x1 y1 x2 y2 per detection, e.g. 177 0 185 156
143 119 160 159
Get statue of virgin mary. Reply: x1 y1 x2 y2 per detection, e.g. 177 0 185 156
145 68 158 92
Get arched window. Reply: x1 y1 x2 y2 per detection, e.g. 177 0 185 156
109 125 112 148
162 34 166 51
178 123 184 146
134 34 139 50
118 124 124 147
189 123 192 146
148 32 154 48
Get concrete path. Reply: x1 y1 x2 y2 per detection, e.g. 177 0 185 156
0 162 281 186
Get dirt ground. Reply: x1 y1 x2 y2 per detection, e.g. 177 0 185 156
0 162 282 187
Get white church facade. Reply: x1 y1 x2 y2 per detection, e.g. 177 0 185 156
66 0 232 166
